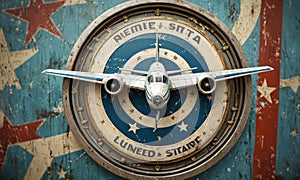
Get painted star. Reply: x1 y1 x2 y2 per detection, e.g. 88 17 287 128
0 114 44 171
177 121 188 132
63 0 87 6
17 132 82 179
57 168 67 179
4 0 65 45
257 78 276 104
280 75 300 93
0 110 4 128
0 29 37 91
128 123 139 134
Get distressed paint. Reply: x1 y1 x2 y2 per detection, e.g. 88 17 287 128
0 28 38 91
280 76 300 94
254 0 283 179
0 0 299 179
63 0 87 6
276 0 300 179
0 110 4 128
17 132 81 179
0 116 44 171
232 0 261 45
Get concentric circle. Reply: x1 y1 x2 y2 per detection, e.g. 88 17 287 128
62 1 251 179
118 48 198 128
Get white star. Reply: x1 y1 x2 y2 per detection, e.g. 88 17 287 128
177 121 188 132
57 168 67 179
0 28 38 91
257 79 276 104
128 123 139 134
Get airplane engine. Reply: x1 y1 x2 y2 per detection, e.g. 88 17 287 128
103 76 123 95
197 75 216 94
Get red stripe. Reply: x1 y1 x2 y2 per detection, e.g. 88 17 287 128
253 0 283 179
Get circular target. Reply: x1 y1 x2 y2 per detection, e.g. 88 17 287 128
62 1 251 179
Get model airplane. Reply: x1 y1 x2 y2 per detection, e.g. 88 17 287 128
43 33 273 130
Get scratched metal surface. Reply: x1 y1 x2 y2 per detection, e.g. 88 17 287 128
0 0 299 179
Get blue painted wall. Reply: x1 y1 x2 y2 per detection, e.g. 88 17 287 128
0 0 299 179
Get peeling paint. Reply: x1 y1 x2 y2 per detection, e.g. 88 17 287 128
0 110 4 128
63 0 86 6
0 0 299 179
280 76 300 93
232 0 261 45
0 28 38 92
53 102 64 115
290 130 298 137
17 132 82 179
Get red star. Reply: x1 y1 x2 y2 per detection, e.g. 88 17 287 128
5 0 65 45
0 117 44 171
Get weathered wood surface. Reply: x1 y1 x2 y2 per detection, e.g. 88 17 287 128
0 0 299 179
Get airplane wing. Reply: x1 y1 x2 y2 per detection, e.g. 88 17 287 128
166 67 197 76
119 68 148 75
42 69 146 90
169 66 273 89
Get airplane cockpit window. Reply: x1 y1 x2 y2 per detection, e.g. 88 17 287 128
148 75 168 83
163 76 168 84
155 76 162 82
148 75 154 83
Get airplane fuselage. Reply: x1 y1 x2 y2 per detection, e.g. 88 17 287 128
145 62 171 110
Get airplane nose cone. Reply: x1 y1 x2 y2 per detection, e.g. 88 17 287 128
152 95 163 106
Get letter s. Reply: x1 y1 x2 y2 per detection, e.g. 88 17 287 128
166 149 173 157
169 23 176 30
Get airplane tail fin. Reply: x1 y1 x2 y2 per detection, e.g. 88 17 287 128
153 110 160 132
155 32 159 62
